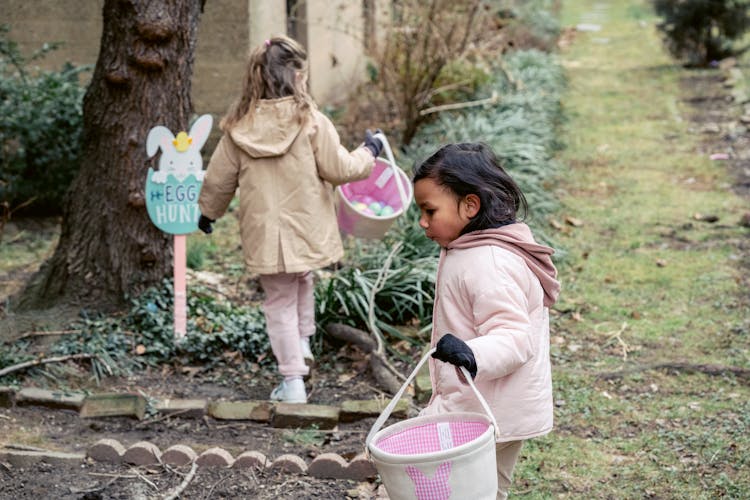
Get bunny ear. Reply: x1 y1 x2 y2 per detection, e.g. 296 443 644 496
146 125 176 157
405 466 423 481
188 114 213 151
436 461 452 476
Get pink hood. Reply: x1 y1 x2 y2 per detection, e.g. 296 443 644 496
447 223 560 307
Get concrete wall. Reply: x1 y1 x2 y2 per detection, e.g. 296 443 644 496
305 0 366 106
1 0 378 119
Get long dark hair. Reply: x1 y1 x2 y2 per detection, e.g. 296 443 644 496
412 142 528 234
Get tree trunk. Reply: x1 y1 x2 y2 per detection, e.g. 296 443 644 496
17 0 206 311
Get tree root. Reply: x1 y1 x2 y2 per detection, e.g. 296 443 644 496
597 362 750 384
325 323 376 353
325 322 402 395
369 352 403 395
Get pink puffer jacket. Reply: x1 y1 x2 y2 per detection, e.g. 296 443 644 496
420 223 560 442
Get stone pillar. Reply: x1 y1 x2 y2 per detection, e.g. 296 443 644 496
304 0 366 106
248 0 287 50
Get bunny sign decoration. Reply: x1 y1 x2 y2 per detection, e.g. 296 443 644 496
145 114 213 235
144 114 213 338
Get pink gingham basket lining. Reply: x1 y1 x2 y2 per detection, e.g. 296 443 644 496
374 420 489 455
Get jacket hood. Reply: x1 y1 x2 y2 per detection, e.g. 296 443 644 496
228 96 304 158
447 223 561 307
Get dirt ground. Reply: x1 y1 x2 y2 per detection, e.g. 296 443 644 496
0 346 406 499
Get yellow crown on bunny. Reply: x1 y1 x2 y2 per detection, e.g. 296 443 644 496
172 131 192 152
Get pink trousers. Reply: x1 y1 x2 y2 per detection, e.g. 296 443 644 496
259 271 315 377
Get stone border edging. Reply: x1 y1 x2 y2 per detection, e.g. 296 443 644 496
86 438 378 480
0 440 377 482
0 385 416 482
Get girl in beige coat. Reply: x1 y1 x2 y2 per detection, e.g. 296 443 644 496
198 35 381 403
412 143 560 499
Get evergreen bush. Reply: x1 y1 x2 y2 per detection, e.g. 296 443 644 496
0 25 89 216
652 0 750 67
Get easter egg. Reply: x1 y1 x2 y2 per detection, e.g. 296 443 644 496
369 202 383 214
380 205 395 216
353 202 368 212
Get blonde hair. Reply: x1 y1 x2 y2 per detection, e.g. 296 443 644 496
220 35 313 131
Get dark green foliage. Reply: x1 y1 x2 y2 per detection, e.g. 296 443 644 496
404 49 566 247
319 48 567 345
652 0 750 66
122 281 271 368
316 212 438 343
0 25 89 215
502 0 562 51
0 280 273 383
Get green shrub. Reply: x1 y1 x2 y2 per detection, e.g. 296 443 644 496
11 280 275 382
0 25 89 216
501 0 562 51
187 237 215 270
652 0 750 67
320 48 567 347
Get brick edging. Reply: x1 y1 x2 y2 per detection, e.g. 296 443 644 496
87 438 378 480
0 385 419 482
0 439 377 481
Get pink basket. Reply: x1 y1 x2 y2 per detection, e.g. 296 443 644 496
374 420 491 456
336 134 413 239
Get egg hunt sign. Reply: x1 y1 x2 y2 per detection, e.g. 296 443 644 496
145 114 213 234
145 175 202 234
144 115 213 338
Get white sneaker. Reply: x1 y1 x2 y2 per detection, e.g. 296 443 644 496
270 378 307 404
300 338 314 365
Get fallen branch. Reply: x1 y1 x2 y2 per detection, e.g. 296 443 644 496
606 322 630 361
419 91 499 116
325 323 376 353
0 353 94 378
87 472 140 479
161 461 198 500
597 362 750 384
10 329 137 343
131 466 158 490
135 408 192 428
11 330 81 342
3 443 49 452
369 352 403 394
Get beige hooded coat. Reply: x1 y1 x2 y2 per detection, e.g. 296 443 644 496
198 97 374 274
421 223 560 442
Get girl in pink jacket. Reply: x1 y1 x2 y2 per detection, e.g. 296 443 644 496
413 142 560 499
198 35 381 404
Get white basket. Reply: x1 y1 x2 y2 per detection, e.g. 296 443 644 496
366 349 500 500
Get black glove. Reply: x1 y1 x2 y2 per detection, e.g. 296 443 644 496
432 333 477 379
364 129 384 158
198 214 214 234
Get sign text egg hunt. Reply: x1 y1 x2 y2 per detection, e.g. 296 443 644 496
148 179 201 225
144 115 212 235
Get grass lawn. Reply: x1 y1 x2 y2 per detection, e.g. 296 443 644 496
513 0 750 498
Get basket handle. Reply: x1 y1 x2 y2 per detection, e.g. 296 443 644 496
372 132 409 213
365 348 500 451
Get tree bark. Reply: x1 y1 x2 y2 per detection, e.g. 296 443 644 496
17 0 205 311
